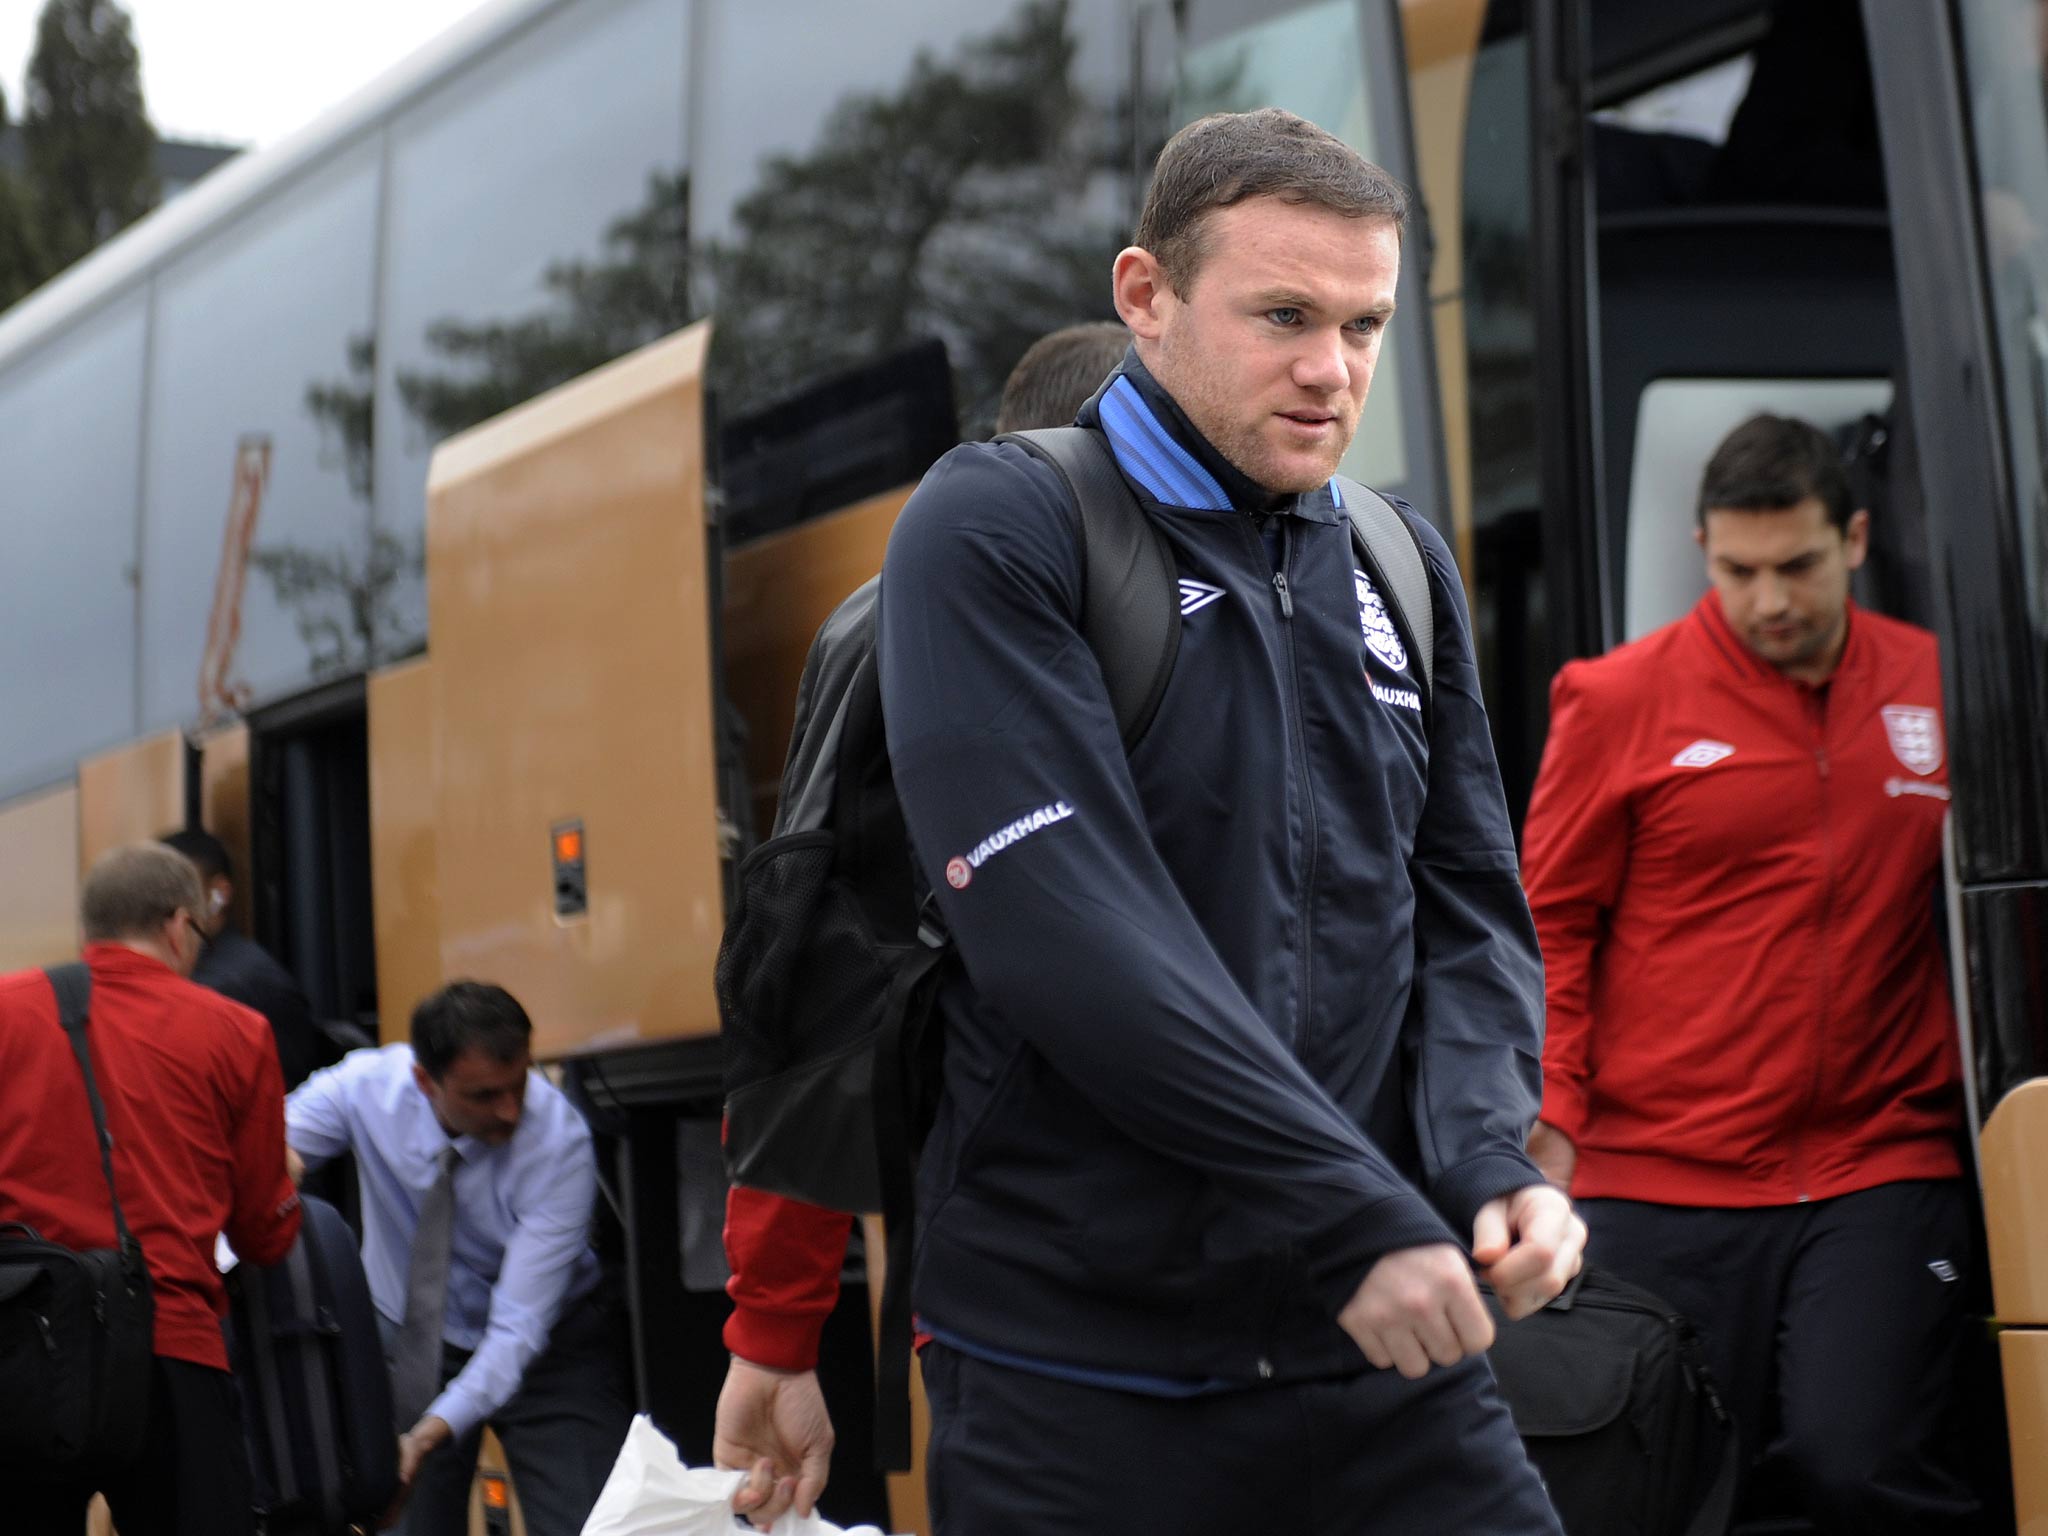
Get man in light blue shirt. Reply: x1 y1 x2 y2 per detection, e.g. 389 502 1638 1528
287 980 630 1535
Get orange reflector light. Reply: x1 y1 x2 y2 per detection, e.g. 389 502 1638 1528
483 1474 509 1509
554 828 582 864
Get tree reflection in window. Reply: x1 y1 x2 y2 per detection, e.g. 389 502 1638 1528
694 0 1135 436
276 0 1150 678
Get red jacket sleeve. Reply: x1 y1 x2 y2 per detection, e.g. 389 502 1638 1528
1520 663 1635 1143
722 1184 852 1370
224 1016 302 1267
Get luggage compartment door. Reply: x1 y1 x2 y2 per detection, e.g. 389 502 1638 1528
424 322 723 1058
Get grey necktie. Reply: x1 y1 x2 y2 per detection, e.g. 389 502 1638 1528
392 1144 461 1429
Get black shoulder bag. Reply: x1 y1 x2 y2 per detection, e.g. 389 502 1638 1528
0 963 156 1476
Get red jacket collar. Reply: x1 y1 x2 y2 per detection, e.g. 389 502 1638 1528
1689 590 1862 691
82 942 179 980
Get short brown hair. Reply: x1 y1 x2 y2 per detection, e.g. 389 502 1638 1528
1135 108 1408 293
412 980 534 1078
1697 414 1854 531
81 843 205 944
995 322 1129 435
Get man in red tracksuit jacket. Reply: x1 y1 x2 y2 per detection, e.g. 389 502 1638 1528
1521 414 1977 1533
5 843 303 1536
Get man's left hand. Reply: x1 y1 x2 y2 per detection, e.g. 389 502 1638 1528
1471 1184 1586 1320
381 1416 454 1528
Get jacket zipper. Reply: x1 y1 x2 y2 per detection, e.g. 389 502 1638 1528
1263 517 1317 1052
1790 689 1836 1200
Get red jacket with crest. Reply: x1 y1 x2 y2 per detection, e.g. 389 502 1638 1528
1522 594 1963 1206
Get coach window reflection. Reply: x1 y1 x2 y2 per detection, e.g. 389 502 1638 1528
0 295 146 795
141 147 383 724
1960 0 2048 643
689 0 1154 440
374 0 691 658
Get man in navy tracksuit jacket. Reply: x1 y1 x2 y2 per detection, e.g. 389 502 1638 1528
718 109 1582 1535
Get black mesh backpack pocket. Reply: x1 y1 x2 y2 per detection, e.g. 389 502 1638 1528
719 828 943 1215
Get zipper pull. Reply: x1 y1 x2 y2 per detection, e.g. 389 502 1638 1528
1272 570 1294 618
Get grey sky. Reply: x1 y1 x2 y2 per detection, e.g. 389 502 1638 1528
0 0 488 148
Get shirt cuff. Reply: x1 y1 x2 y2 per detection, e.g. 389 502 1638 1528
425 1380 483 1444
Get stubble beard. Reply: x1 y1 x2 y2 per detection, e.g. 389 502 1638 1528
1199 394 1355 495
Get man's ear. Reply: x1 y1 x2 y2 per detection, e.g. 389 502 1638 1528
412 1061 435 1098
1112 245 1173 341
1843 507 1871 572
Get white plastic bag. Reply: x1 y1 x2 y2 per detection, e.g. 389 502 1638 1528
580 1414 899 1536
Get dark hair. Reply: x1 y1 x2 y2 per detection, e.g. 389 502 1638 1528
411 981 534 1078
160 827 233 885
1696 414 1854 531
82 844 205 944
995 322 1130 435
1135 108 1408 294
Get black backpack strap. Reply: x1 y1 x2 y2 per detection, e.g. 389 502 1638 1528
998 427 1178 750
868 939 947 1473
1333 475 1435 705
44 964 143 1272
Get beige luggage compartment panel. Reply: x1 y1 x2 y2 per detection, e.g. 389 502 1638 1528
78 729 185 875
195 723 252 933
0 785 80 969
425 324 721 1057
369 658 443 1042
723 486 912 835
1983 1080 2048 1326
2002 1329 2048 1534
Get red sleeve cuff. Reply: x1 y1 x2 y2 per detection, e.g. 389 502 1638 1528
722 1185 852 1372
723 1300 837 1371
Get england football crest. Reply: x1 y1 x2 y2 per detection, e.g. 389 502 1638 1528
1881 705 1943 776
1354 569 1408 672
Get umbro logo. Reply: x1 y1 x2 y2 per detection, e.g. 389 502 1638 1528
1929 1259 1958 1283
1178 579 1224 616
1672 740 1735 769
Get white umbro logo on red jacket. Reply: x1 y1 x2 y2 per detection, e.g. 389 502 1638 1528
1671 740 1735 769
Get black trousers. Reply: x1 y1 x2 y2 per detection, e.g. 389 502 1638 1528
1580 1179 1980 1534
921 1342 1563 1536
385 1292 633 1536
17 1355 255 1536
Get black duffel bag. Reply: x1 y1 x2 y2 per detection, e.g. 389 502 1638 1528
1485 1266 1738 1536
0 964 155 1478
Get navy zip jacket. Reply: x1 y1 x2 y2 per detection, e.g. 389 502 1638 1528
877 356 1545 1386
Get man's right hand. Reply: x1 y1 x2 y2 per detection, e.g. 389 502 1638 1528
1526 1121 1576 1190
716 1357 834 1527
1337 1242 1495 1379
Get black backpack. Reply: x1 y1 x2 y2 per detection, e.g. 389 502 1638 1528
229 1192 400 1535
0 964 156 1479
715 424 1435 1468
1484 1266 1740 1536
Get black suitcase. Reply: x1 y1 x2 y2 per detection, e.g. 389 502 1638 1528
229 1192 399 1535
1485 1266 1739 1536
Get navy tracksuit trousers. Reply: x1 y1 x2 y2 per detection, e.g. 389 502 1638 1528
1581 1178 1980 1534
920 1341 1563 1535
